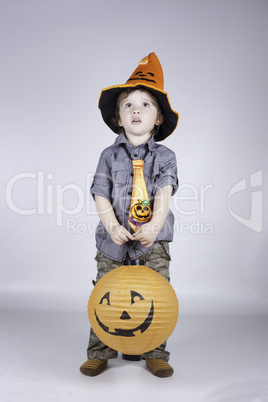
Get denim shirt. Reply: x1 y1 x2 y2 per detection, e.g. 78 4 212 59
90 133 179 262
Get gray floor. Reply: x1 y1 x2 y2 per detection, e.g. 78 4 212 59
1 312 268 402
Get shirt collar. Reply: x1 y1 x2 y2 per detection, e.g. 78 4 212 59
114 132 156 152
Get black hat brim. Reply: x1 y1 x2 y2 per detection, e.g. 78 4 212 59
98 83 179 142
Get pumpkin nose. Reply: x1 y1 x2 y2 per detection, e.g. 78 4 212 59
120 311 131 320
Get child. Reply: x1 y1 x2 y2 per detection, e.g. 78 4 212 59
80 53 179 378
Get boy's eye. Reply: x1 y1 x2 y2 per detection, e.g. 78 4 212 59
125 103 132 108
143 102 150 107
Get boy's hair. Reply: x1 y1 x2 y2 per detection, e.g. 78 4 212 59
113 86 163 137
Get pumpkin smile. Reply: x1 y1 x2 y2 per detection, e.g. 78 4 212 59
94 300 154 337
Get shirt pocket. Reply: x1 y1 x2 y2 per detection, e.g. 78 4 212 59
111 162 128 185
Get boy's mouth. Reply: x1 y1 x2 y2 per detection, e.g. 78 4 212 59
132 118 142 124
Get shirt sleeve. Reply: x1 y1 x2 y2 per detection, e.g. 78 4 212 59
90 149 113 202
154 150 179 196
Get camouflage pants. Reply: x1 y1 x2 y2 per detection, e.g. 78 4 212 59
87 241 171 362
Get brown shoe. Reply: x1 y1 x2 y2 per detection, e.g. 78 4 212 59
146 359 174 378
80 359 108 376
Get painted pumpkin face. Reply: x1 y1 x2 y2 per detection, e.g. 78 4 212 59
127 70 157 85
94 289 154 338
88 265 178 355
131 199 152 222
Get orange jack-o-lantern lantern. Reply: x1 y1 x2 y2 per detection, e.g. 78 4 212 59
131 199 152 223
88 264 178 355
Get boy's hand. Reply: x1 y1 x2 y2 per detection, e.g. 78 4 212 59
133 222 161 248
110 224 134 246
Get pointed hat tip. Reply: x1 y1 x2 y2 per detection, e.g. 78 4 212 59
139 52 158 65
139 55 149 65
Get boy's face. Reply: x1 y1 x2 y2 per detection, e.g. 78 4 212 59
118 90 162 143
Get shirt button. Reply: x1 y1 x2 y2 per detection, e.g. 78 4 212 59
134 153 138 157
128 191 132 195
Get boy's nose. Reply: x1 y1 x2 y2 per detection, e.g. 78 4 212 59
133 108 140 114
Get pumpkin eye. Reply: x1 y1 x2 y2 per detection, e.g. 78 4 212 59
131 290 145 305
143 207 149 212
136 206 142 211
99 292 110 305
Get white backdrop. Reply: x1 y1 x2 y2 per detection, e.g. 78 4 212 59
1 0 267 316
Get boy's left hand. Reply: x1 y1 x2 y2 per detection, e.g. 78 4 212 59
133 222 161 248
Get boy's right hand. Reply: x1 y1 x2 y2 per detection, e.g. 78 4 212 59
110 224 134 245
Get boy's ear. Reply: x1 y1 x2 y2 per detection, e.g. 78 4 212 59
155 116 163 126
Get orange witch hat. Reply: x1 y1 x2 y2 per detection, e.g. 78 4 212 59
98 52 179 141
